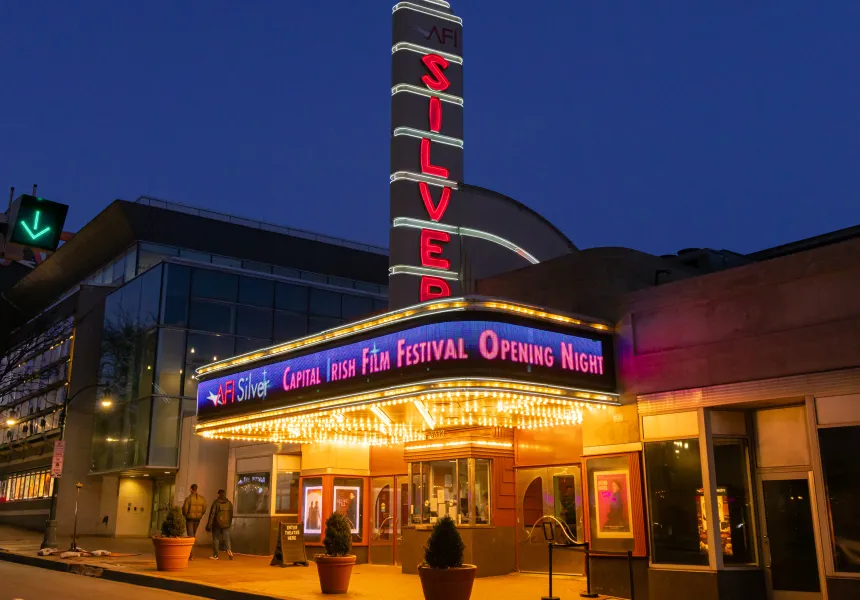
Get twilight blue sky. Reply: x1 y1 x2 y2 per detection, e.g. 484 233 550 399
2 1 859 256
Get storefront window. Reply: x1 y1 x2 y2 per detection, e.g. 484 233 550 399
474 459 491 524
276 471 299 514
712 439 755 564
409 458 491 526
819 425 860 573
302 477 324 541
458 458 470 524
645 439 708 565
235 472 270 515
333 477 365 542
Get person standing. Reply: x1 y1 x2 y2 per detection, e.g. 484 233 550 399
205 489 234 560
181 484 206 560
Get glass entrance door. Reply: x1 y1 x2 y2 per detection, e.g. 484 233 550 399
394 475 408 566
150 478 175 535
758 472 824 600
516 465 585 575
370 477 395 565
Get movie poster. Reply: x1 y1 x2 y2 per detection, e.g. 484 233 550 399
696 488 733 556
334 486 361 534
303 486 323 534
593 469 633 539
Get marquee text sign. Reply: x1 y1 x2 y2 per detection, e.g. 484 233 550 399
196 319 614 421
389 1 465 308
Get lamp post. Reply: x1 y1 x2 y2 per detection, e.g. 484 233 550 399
40 383 112 549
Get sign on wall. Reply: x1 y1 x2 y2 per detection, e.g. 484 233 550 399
388 2 576 309
197 318 615 420
389 1 465 308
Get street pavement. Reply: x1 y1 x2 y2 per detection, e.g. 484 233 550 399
0 525 601 599
1 562 203 600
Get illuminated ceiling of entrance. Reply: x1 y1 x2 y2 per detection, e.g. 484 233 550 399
196 377 617 446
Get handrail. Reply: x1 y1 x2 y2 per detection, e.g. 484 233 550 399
522 515 582 546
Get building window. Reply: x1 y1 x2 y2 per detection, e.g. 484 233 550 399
191 268 238 303
236 306 273 339
409 458 492 526
235 472 270 515
276 471 299 514
238 276 275 308
644 439 709 565
275 283 308 313
342 295 373 320
274 311 307 342
712 438 756 564
0 467 53 501
309 289 341 318
189 300 235 334
819 425 860 573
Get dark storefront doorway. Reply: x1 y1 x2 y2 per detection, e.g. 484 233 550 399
516 465 585 575
758 471 824 600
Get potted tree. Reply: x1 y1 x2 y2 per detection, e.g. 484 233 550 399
418 516 477 600
315 512 356 594
152 505 195 571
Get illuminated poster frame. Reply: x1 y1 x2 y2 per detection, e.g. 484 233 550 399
333 486 362 535
303 485 324 535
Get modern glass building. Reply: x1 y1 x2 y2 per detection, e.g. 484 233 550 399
0 196 388 536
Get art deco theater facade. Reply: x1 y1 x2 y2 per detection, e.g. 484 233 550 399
194 3 860 600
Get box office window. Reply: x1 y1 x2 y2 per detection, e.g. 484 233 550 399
235 472 270 515
645 439 709 565
819 425 860 573
409 458 492 526
276 471 300 515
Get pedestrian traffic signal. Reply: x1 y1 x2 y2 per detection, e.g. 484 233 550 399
7 194 69 251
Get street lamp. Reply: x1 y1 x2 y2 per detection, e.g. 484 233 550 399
40 382 114 549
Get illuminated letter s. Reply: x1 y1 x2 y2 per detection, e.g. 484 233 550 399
421 54 450 91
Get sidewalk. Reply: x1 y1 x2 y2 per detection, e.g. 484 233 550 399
0 525 605 600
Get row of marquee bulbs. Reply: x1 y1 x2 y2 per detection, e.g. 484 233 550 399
199 392 603 445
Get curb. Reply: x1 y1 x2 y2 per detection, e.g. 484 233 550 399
0 550 297 600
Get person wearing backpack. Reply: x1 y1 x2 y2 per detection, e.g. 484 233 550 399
205 489 234 560
181 484 206 560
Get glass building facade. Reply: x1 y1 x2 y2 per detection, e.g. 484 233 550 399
92 258 387 473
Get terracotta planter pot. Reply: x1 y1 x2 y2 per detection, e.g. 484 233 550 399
418 564 477 600
152 536 195 571
315 554 356 594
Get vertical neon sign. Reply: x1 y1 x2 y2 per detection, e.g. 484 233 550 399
390 1 464 309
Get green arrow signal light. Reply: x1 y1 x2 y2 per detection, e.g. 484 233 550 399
20 210 52 240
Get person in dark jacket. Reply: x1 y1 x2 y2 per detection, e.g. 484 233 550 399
205 489 234 560
181 484 206 560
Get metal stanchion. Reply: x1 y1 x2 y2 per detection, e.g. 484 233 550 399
579 542 598 598
627 550 635 600
69 482 83 551
541 542 559 600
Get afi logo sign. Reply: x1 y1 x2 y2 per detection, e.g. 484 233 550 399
416 25 459 48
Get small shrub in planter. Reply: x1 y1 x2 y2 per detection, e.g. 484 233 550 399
316 512 356 594
419 516 476 600
161 505 186 537
152 505 194 571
